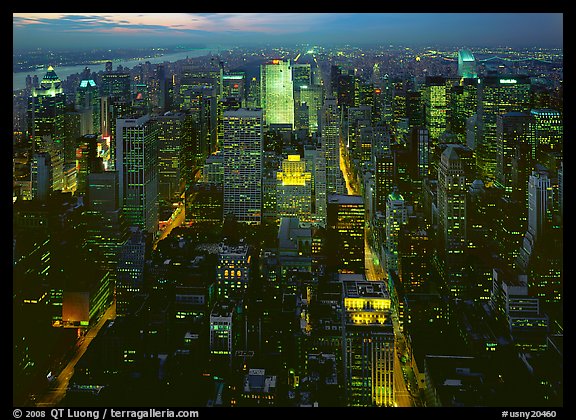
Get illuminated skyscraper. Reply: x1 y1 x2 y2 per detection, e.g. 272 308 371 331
116 115 160 233
476 75 531 180
222 108 263 225
116 226 146 317
385 190 407 272
276 155 313 221
437 146 467 298
153 111 185 201
529 109 563 153
327 194 365 274
75 79 100 135
457 50 478 79
424 76 449 141
342 278 395 406
320 98 345 194
260 59 294 127
27 66 66 154
496 112 531 196
101 71 131 103
30 152 52 201
216 242 251 301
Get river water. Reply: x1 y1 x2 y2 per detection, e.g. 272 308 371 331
13 47 222 91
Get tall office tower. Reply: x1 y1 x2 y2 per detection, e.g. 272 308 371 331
62 112 82 166
154 64 170 112
216 242 251 301
406 90 424 130
476 75 531 181
75 134 102 196
27 66 66 154
398 226 432 293
84 170 129 297
457 50 478 79
336 69 355 113
437 146 468 299
292 63 312 89
276 155 313 221
116 226 146 317
327 194 365 274
424 76 450 141
295 84 323 134
384 190 407 273
355 79 375 109
312 150 328 226
178 59 223 104
30 152 52 201
411 127 430 180
246 76 260 108
527 167 552 244
495 112 531 196
100 71 131 103
75 79 101 135
209 302 236 368
222 108 263 225
347 105 372 159
341 278 395 407
529 109 563 155
392 81 407 135
153 111 185 201
260 59 294 127
222 72 247 104
320 98 345 194
116 115 160 233
100 96 132 171
558 161 563 222
449 79 478 142
202 151 224 185
330 64 343 97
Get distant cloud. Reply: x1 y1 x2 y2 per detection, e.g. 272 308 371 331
13 13 563 50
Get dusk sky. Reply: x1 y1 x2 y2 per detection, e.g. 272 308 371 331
13 13 563 51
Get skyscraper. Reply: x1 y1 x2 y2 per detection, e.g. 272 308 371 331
437 146 467 298
116 115 160 233
153 111 186 201
260 59 294 127
457 50 478 79
75 78 100 135
385 190 407 272
476 75 531 180
327 194 365 274
222 108 263 225
276 154 313 221
424 76 449 141
342 277 395 406
27 66 66 154
496 112 531 196
320 98 345 194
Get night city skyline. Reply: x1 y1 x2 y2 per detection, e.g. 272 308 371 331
13 12 563 414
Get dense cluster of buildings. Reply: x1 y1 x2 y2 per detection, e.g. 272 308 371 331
13 46 562 407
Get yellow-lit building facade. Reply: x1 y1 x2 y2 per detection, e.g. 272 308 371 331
341 277 395 407
276 155 312 221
